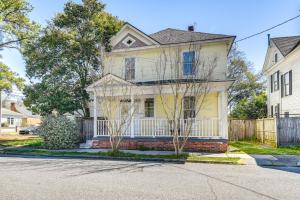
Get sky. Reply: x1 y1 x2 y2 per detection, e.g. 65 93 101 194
1 0 300 80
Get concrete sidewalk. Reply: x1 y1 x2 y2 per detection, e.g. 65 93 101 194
2 146 300 167
38 148 300 167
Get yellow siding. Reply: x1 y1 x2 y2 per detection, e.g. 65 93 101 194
154 93 219 119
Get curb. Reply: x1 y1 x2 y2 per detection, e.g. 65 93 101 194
0 152 185 164
186 160 243 165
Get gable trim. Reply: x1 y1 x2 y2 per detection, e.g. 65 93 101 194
111 23 160 47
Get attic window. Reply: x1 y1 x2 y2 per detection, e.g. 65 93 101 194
275 53 278 63
122 36 136 47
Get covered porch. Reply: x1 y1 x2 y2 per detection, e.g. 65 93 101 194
87 74 230 141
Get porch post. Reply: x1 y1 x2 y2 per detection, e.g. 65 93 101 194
130 94 134 138
93 90 97 137
218 92 222 137
221 90 228 139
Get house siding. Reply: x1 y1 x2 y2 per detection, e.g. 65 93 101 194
104 43 228 82
266 47 300 115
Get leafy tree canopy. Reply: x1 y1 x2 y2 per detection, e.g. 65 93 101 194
0 62 24 93
22 0 123 116
230 93 267 119
0 0 38 49
227 46 265 110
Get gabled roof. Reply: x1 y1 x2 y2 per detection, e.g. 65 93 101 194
149 28 235 45
1 108 24 117
86 73 134 91
110 23 159 47
271 36 300 57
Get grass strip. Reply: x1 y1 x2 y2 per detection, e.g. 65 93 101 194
229 141 300 156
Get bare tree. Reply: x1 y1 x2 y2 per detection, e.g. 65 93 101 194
93 75 138 153
155 43 217 156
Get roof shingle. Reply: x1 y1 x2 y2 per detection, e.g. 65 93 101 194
271 36 300 57
149 28 234 44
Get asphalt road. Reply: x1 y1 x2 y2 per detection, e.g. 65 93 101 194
0 156 300 200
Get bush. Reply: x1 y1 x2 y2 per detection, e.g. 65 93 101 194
1 122 9 127
37 115 80 149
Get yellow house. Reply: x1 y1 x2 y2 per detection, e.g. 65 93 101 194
86 23 235 152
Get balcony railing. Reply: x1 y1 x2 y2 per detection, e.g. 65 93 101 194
96 118 223 138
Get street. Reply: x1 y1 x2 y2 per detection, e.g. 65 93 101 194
0 156 299 200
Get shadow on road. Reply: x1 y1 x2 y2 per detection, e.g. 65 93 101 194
0 155 165 176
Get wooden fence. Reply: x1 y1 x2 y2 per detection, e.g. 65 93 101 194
229 118 277 146
77 118 93 142
277 117 300 146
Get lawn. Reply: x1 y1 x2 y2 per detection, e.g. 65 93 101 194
0 148 242 164
0 134 42 148
229 141 300 155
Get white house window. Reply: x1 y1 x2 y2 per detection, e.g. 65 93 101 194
284 72 289 96
282 71 292 97
274 53 278 63
144 98 154 117
125 58 135 80
183 96 195 119
122 36 136 47
7 117 14 125
271 71 279 92
183 51 195 75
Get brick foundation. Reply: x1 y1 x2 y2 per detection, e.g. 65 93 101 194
92 137 227 153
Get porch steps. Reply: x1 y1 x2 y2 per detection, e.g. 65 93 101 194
80 140 93 149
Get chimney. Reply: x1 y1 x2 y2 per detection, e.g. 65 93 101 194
267 34 271 46
11 102 17 112
188 25 194 32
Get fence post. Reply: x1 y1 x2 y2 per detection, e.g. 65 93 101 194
275 117 279 147
262 119 265 144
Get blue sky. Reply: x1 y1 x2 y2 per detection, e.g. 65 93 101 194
1 0 300 79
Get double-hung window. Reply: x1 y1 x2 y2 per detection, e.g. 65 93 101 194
7 117 14 125
282 71 292 97
183 97 195 119
125 58 135 80
183 51 195 75
144 98 154 117
271 71 279 92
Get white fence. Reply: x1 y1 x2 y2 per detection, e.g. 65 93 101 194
96 118 222 138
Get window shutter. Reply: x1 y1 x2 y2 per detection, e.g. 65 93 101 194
276 71 280 90
289 70 292 95
271 105 273 117
270 75 273 93
281 75 284 97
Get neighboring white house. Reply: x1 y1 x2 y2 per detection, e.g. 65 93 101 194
263 35 300 116
85 23 235 152
1 108 24 127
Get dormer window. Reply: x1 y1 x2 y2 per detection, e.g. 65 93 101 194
122 36 136 47
275 53 278 63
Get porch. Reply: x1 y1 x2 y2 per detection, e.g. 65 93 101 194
95 118 223 138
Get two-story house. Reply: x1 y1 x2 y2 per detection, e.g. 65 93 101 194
86 23 235 152
263 35 300 117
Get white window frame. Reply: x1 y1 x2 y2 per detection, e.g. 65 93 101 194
272 72 279 91
183 96 196 119
182 51 196 76
122 36 136 47
124 57 136 81
284 72 290 96
144 98 154 118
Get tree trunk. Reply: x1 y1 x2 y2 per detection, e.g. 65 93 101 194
0 91 2 134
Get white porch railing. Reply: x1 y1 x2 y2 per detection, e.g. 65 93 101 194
96 118 223 138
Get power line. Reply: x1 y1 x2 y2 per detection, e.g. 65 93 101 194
235 14 300 43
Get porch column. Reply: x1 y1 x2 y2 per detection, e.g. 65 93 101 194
221 90 228 139
130 94 135 138
93 90 97 137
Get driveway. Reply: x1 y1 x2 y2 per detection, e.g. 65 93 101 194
0 156 299 200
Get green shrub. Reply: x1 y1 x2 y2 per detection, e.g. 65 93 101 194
37 115 80 149
1 122 8 127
